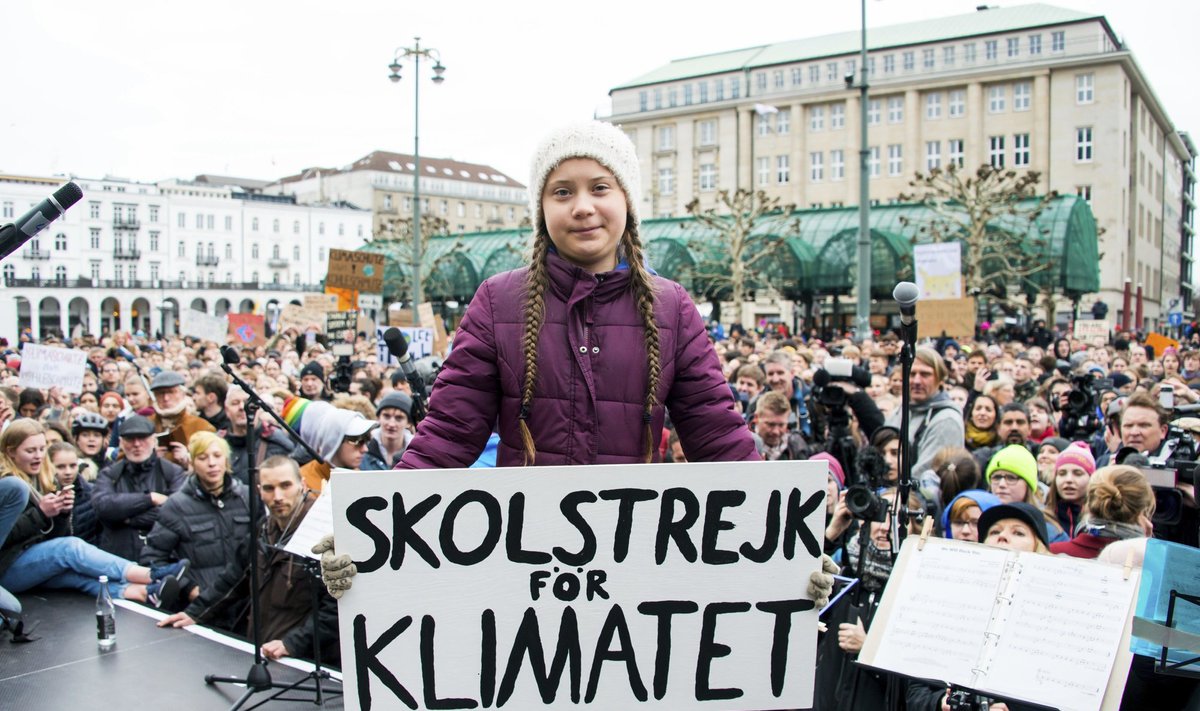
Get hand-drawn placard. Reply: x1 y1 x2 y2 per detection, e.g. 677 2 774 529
331 460 825 710
180 309 229 344
326 249 386 292
375 326 433 366
18 343 88 394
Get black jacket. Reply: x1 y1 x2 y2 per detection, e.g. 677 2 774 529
64 474 99 545
91 455 187 560
139 474 252 600
0 480 70 576
225 426 294 486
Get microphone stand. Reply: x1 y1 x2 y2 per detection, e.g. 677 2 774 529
895 315 918 549
204 347 327 711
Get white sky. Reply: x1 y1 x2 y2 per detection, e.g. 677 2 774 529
2 0 1196 188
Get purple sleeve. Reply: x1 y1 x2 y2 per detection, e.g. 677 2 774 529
664 284 760 462
396 280 502 469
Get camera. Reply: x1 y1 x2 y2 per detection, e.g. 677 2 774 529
812 358 871 410
1059 373 1102 440
329 342 354 394
846 443 891 522
946 688 990 710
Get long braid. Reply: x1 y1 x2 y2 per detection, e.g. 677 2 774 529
518 234 550 464
621 225 662 462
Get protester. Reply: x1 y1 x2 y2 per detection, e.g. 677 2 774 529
364 391 413 469
941 489 1001 542
47 442 97 544
752 391 814 460
1050 465 1154 558
1042 441 1096 535
964 393 999 450
222 385 292 485
297 401 378 491
148 371 215 468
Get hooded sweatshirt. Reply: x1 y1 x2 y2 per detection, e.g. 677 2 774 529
885 391 963 499
297 402 372 491
941 489 1002 539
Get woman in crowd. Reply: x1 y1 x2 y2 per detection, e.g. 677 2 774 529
1161 347 1181 381
941 489 1001 542
1026 397 1056 445
1034 436 1069 488
983 376 1016 407
985 444 1067 543
964 394 999 451
47 441 97 544
1042 441 1095 535
0 419 183 605
98 391 124 426
1050 464 1153 558
933 448 983 508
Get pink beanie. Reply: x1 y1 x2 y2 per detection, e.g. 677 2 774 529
810 452 845 489
1054 441 1096 476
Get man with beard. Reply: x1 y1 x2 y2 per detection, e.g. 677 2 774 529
751 392 814 460
883 348 964 492
973 403 1034 470
157 456 339 664
222 386 293 485
148 371 215 469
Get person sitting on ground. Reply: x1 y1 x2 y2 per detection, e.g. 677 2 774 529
72 411 112 473
48 442 98 545
91 415 188 560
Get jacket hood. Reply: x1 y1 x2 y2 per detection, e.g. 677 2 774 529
302 402 377 462
941 489 1002 538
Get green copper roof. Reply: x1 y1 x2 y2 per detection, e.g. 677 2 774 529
613 3 1105 90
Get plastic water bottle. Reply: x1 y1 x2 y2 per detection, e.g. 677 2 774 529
96 575 116 650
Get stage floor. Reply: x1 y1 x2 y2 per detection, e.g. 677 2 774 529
1 590 343 710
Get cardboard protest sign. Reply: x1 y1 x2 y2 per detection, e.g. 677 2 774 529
180 309 229 344
18 343 87 394
326 249 386 292
913 242 963 299
1073 319 1110 342
417 302 449 356
304 293 339 313
227 313 266 347
331 461 825 710
358 293 383 311
279 303 325 333
326 310 358 342
1145 332 1181 359
916 296 976 341
375 326 433 365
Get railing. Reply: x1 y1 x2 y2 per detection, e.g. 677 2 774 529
112 217 141 230
267 257 289 268
112 247 142 260
2 277 324 292
21 249 51 260
196 255 220 266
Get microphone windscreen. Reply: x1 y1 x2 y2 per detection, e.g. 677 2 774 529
383 327 409 359
220 345 240 364
53 182 84 210
893 281 919 308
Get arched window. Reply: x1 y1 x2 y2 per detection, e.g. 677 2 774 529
54 266 67 284
54 233 67 250
3 264 15 285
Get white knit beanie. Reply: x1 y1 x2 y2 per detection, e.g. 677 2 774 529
528 120 641 234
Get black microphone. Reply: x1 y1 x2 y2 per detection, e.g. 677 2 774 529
0 182 83 262
220 345 241 365
383 327 413 370
893 281 919 326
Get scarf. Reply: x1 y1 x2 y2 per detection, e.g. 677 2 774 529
1078 517 1145 540
965 422 998 449
845 534 895 593
761 439 788 461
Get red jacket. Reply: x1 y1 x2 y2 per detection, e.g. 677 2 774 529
1049 532 1112 558
399 253 759 468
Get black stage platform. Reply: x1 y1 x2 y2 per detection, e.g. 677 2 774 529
0 591 343 710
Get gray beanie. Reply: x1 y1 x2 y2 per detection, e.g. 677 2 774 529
528 121 641 235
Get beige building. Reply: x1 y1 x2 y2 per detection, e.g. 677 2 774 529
608 3 1196 330
271 151 528 239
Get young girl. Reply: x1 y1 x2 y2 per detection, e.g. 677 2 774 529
397 121 757 468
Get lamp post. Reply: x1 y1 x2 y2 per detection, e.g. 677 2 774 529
388 37 445 327
854 0 872 340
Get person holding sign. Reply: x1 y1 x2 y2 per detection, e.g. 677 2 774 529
395 120 757 468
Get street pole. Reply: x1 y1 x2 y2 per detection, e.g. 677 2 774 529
389 38 446 327
855 0 872 340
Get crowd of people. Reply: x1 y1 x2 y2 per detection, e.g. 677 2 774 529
1 119 1197 709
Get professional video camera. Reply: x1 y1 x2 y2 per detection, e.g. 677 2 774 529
813 359 875 518
945 688 989 711
329 341 354 394
846 444 891 522
811 358 872 410
1059 372 1103 440
1115 425 1197 531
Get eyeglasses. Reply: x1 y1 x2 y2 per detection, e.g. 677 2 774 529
990 473 1024 484
952 519 980 530
343 433 372 447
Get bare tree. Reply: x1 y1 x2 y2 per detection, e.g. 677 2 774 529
684 189 801 317
366 214 467 304
899 164 1057 311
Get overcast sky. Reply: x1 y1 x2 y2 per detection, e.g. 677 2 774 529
2 0 1195 188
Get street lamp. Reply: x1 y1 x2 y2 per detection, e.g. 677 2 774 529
388 37 446 327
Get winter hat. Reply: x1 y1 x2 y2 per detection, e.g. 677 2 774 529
810 452 845 489
1037 437 1070 456
300 361 324 380
978 502 1050 548
1110 372 1133 390
941 489 1002 539
529 121 641 234
1054 441 1096 476
376 391 413 418
985 444 1039 494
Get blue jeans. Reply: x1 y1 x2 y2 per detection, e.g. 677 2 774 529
0 536 133 599
0 477 29 612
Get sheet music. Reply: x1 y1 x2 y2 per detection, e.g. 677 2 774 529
283 482 334 560
868 539 1011 685
981 553 1138 711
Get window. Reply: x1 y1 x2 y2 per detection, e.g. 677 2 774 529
224 215 232 231
89 228 100 249
150 263 159 283
195 213 202 229
714 79 724 101
177 241 185 257
831 149 845 180
149 231 159 251
922 48 935 69
206 214 214 230
683 84 693 105
756 73 767 91
698 82 708 103
1013 81 1031 111
112 265 120 284
149 205 159 222
1052 31 1065 52
989 135 1006 168
846 59 857 81
830 103 845 129
791 67 802 86
926 141 941 170
826 62 838 82
776 110 789 135
1013 134 1031 166
867 99 881 125
772 70 784 89
1007 37 1019 57
757 113 771 136
653 88 662 109
251 243 259 259
809 152 824 181
730 77 740 99
699 163 716 191
657 125 674 150
926 93 942 119
757 157 770 186
901 52 914 72
943 46 955 66
964 43 977 63
985 40 998 61
54 233 66 251
1076 127 1093 161
251 271 259 283
251 217 259 231
668 88 677 107
639 91 648 111
272 244 280 259
809 66 820 84
1076 73 1094 104
776 155 790 184
89 202 100 219
225 243 233 259
887 144 903 176
177 212 185 228
293 220 300 234
658 168 674 196
810 105 825 132
1029 34 1042 55
887 96 903 123
988 85 1006 113
456 202 465 217
438 202 446 217
868 146 880 177
883 55 895 74
949 90 965 117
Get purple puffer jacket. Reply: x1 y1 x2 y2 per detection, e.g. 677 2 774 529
398 252 759 468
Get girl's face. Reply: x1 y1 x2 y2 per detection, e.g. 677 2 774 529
1111 357 1128 373
971 397 996 429
1037 446 1061 474
1163 353 1180 373
888 370 904 396
1029 406 1050 432
8 433 46 478
79 393 99 412
950 504 982 542
541 158 627 274
1150 360 1164 377
989 471 1029 504
1055 464 1091 504
881 438 900 481
194 443 227 493
993 382 1015 406
99 398 122 421
52 450 79 488
984 518 1039 552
